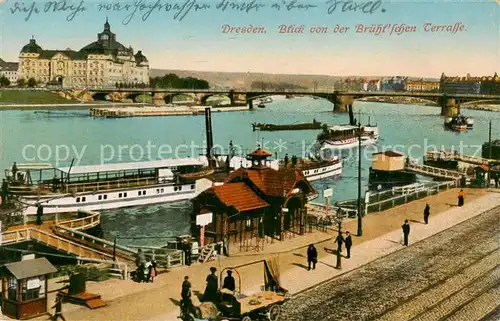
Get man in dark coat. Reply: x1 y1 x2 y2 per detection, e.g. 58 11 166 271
181 276 192 315
402 220 410 246
458 189 465 207
307 244 318 270
336 234 345 253
222 270 235 291
202 267 218 303
423 203 430 224
345 231 352 258
51 295 66 321
36 205 44 225
183 241 192 266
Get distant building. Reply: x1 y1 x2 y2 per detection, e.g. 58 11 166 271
17 19 149 88
479 73 500 95
334 78 380 91
440 73 482 94
439 73 500 95
405 79 440 92
366 79 381 92
0 58 19 85
380 76 408 92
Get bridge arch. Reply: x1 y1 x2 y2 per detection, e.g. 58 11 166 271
200 94 232 106
92 92 111 101
163 93 196 104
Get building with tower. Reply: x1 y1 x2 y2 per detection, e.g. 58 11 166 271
17 19 149 88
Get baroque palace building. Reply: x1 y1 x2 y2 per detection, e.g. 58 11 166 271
17 19 149 88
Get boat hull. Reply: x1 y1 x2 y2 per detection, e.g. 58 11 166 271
321 136 379 150
19 182 198 215
302 161 342 181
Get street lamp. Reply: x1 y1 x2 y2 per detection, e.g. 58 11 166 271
487 120 492 187
357 121 363 236
334 205 343 269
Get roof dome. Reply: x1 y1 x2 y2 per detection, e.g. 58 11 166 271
21 39 43 54
134 50 148 63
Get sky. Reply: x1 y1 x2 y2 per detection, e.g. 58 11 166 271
0 0 498 77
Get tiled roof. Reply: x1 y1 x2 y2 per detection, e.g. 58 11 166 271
38 50 88 60
227 167 313 197
212 182 269 212
249 148 272 157
373 151 404 157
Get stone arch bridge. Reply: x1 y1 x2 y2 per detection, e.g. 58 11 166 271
67 88 500 116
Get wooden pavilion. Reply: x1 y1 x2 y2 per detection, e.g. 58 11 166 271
1 257 57 320
192 148 317 251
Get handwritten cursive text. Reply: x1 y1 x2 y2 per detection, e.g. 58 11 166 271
97 0 211 24
326 0 384 14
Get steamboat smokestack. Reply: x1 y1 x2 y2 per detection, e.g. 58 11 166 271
204 107 214 164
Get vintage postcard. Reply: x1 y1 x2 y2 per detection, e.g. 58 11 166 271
0 0 499 320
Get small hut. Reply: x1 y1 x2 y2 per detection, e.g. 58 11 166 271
192 147 316 251
1 257 57 320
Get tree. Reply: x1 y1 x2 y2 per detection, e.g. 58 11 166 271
17 78 26 87
149 73 210 89
27 77 37 87
0 76 10 87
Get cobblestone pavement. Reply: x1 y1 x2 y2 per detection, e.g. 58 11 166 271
278 206 500 321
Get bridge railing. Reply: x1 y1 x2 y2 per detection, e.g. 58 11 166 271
365 180 458 214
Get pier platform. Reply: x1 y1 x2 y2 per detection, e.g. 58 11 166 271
89 105 249 118
18 188 497 321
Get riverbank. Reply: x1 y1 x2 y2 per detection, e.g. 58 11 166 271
89 105 249 117
0 102 135 110
360 96 500 112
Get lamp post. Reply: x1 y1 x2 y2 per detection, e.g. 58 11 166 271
335 206 343 269
488 120 492 187
357 121 363 236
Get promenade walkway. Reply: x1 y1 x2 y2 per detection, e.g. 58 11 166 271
5 188 498 321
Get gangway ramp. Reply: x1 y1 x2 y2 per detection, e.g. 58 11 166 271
1 228 115 261
426 150 495 166
405 162 463 180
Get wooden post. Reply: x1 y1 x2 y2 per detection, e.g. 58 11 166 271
200 225 205 247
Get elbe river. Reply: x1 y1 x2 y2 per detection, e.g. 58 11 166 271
1 96 499 246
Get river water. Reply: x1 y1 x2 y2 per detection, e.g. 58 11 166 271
2 96 499 246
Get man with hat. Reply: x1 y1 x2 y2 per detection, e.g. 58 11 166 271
202 267 218 303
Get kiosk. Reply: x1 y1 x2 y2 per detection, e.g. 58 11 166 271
1 257 57 320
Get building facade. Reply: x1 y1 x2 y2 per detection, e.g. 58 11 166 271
440 73 482 94
380 76 408 92
17 19 149 88
0 59 19 85
439 73 500 95
334 78 381 92
405 79 440 92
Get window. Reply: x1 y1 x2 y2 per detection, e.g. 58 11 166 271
156 189 160 194
98 195 102 200
138 191 142 196
124 193 127 197
142 190 146 195
21 276 44 301
191 185 195 190
179 186 182 191
82 197 86 202
104 195 108 200
161 188 164 193
76 197 80 203
119 193 122 198
7 277 17 301
174 187 178 192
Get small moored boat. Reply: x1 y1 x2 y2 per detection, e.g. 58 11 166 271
252 120 322 131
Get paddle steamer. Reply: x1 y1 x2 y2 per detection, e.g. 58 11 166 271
4 158 209 215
